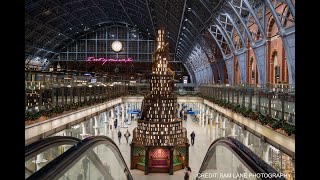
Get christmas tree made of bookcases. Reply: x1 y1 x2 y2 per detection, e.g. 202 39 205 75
131 28 188 175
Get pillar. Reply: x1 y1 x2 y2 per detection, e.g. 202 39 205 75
110 108 115 139
262 142 270 163
65 128 71 136
35 153 45 171
202 105 205 127
221 116 226 137
117 106 120 128
205 109 209 126
215 114 219 140
121 103 125 128
199 104 202 126
230 123 236 137
104 111 109 136
80 121 87 139
94 116 99 136
210 109 213 128
243 131 249 146
126 102 129 119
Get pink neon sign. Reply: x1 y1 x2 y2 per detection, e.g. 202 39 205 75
86 57 133 65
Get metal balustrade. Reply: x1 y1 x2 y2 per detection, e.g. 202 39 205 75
199 84 295 125
25 85 129 116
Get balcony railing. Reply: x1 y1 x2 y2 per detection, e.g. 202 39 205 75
199 84 295 125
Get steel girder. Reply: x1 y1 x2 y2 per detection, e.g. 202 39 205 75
221 10 247 83
265 0 295 86
223 0 267 85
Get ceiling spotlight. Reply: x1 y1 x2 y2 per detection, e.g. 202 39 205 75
69 28 72 30
185 19 188 21
183 26 185 29
188 7 191 11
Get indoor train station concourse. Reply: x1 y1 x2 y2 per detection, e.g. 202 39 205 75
25 0 295 179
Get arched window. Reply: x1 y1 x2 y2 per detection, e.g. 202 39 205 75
272 51 280 84
250 58 255 83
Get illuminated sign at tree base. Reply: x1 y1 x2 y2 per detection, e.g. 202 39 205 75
86 57 133 64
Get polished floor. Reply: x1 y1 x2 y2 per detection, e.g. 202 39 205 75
111 119 217 180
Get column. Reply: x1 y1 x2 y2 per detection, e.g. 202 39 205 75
205 108 209 127
230 123 236 137
103 111 109 136
202 105 205 127
243 131 249 146
199 104 202 126
117 106 120 128
262 141 270 163
126 102 129 119
110 108 114 139
94 116 99 136
121 103 126 128
209 109 213 133
65 127 71 136
221 115 226 137
215 113 219 140
35 153 46 171
80 121 87 139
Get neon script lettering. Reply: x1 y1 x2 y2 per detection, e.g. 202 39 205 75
86 57 133 64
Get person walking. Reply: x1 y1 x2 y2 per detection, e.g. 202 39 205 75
124 129 131 143
190 131 195 145
118 130 122 144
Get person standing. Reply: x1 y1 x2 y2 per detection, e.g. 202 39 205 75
118 130 122 144
124 129 131 143
114 119 118 130
190 131 195 145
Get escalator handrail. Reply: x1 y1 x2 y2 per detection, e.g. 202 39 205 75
25 136 80 161
198 137 284 180
26 135 133 180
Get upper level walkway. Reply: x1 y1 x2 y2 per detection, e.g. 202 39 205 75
26 95 294 157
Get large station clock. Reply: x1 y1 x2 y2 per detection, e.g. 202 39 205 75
111 40 123 52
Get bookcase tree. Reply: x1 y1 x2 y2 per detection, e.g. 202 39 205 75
130 28 189 175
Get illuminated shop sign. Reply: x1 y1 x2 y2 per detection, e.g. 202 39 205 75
86 57 133 64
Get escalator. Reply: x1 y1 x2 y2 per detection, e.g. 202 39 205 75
197 137 286 180
26 136 133 180
25 136 80 178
